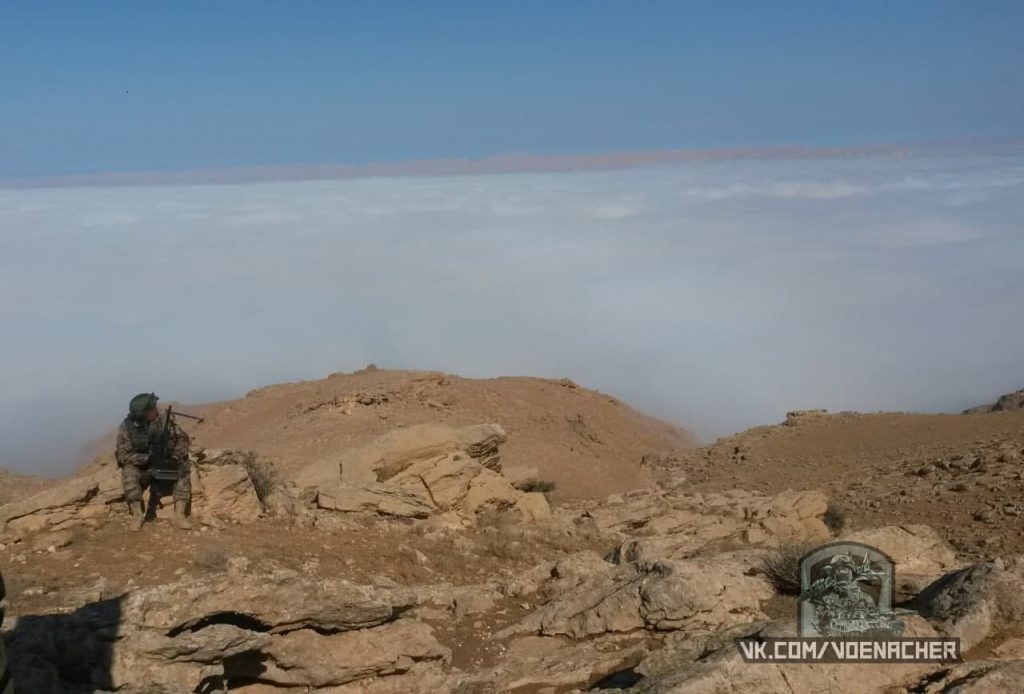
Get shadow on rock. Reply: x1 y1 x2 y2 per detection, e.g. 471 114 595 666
6 595 123 694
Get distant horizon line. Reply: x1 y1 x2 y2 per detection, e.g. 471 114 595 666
3 136 1023 190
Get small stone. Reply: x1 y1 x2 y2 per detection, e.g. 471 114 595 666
30 529 75 553
745 527 769 545
993 637 1024 659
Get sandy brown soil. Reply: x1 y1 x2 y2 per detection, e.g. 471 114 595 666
664 410 1024 561
0 470 52 507
3 508 606 606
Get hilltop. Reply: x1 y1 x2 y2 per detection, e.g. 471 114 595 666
171 366 696 501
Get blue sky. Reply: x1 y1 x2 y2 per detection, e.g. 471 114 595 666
1 1 1022 177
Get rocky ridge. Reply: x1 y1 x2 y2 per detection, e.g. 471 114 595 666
2 388 1024 691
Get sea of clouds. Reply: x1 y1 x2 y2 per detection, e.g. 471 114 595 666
2 154 1023 475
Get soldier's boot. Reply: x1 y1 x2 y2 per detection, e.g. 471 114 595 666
173 501 193 530
128 501 145 531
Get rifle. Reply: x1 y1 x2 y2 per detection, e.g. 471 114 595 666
151 406 189 483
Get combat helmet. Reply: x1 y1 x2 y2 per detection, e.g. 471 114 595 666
129 392 159 419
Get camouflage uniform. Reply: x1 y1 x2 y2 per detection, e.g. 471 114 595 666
115 410 192 504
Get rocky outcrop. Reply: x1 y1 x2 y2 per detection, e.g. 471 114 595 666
500 552 772 639
0 426 546 539
191 456 264 523
243 620 449 688
317 482 434 518
840 524 959 578
784 409 830 426
0 450 268 537
5 566 449 692
307 425 551 522
578 487 831 563
294 423 507 487
908 556 1024 651
470 634 648 691
0 466 122 537
964 389 1024 414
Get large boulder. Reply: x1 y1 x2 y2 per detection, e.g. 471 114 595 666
589 488 831 564
124 568 416 636
501 552 772 639
191 463 263 523
317 482 433 518
305 428 550 522
840 525 958 579
391 452 483 507
908 557 1024 651
392 453 550 519
249 620 450 688
0 466 121 537
5 567 447 692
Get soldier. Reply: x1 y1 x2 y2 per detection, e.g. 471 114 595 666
115 392 192 531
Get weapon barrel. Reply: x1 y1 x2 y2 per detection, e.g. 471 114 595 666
170 411 205 423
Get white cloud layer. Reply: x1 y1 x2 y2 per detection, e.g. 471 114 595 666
2 154 1023 475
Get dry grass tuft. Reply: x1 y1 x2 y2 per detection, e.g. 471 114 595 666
241 453 279 505
519 479 557 494
759 543 813 596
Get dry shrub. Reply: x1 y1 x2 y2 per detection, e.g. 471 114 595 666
519 479 557 494
475 531 529 561
241 453 279 505
759 543 813 596
195 546 231 573
475 507 521 531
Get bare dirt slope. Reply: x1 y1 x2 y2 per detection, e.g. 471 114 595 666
661 409 1024 560
174 366 695 501
0 470 52 507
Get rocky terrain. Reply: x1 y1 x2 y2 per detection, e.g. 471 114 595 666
964 388 1024 414
81 367 695 503
1 371 1023 693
